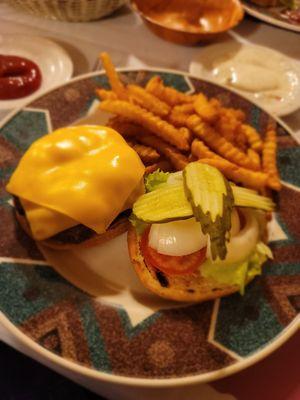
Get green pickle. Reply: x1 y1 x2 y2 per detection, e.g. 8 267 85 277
232 186 275 210
133 183 193 223
183 163 234 260
132 165 275 259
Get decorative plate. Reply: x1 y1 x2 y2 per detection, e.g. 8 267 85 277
0 69 299 387
242 1 300 32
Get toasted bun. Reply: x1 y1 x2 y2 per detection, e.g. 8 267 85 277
127 226 244 303
16 209 129 250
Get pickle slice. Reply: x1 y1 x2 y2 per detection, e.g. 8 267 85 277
133 164 274 258
183 162 234 260
133 183 193 223
231 186 275 211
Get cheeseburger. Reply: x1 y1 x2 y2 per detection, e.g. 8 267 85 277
6 125 145 249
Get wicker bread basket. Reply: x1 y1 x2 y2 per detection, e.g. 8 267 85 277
8 0 127 22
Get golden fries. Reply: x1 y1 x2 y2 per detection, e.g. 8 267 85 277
138 134 189 171
99 52 128 100
106 116 146 138
96 88 117 101
146 75 195 106
99 99 190 151
173 103 195 114
127 141 160 164
194 94 219 123
168 111 189 127
94 53 281 195
263 124 281 191
199 158 268 190
247 148 261 170
187 114 259 171
239 124 263 152
214 114 237 144
191 139 220 160
128 84 170 117
192 139 267 189
220 107 246 122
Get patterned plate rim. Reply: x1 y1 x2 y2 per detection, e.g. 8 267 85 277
242 1 300 33
0 68 299 387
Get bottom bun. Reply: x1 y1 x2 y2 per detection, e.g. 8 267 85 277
16 210 129 250
127 226 247 303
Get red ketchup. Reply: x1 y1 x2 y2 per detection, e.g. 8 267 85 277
0 55 42 100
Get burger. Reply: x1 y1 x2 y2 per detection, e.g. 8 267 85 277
6 125 145 249
127 162 274 302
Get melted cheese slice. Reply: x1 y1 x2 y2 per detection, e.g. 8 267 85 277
7 125 145 240
20 199 79 240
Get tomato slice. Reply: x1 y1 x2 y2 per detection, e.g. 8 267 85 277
140 228 206 276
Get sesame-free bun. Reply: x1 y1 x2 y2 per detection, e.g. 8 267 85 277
127 225 243 303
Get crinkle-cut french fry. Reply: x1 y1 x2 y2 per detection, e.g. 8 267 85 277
127 84 170 117
239 124 263 152
127 142 160 164
220 107 246 122
187 114 259 171
179 127 192 144
145 75 196 106
173 103 195 114
99 100 190 151
263 124 281 191
168 111 189 127
191 139 220 160
235 127 248 153
217 108 247 150
138 134 189 171
214 114 237 144
198 158 268 190
106 116 146 137
194 93 219 123
247 148 261 170
96 88 118 101
99 52 128 100
145 160 173 174
210 98 222 111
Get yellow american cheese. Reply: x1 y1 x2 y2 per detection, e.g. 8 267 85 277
7 125 145 240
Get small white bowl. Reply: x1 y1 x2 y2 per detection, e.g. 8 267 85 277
0 34 73 110
189 41 300 117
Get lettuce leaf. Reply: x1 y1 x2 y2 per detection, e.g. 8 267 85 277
145 170 170 192
201 242 272 295
129 214 148 235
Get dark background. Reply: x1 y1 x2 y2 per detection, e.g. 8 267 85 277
1 331 299 400
0 341 102 400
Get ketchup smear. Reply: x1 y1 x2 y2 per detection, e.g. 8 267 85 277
0 55 42 100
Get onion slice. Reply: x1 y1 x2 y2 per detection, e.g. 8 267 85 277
149 218 208 256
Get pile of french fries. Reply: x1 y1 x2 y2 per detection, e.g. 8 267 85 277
97 52 281 193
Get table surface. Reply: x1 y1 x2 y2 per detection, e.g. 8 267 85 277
0 3 299 399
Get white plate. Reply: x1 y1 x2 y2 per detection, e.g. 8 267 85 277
189 41 300 117
243 1 300 33
0 34 73 110
0 68 299 400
